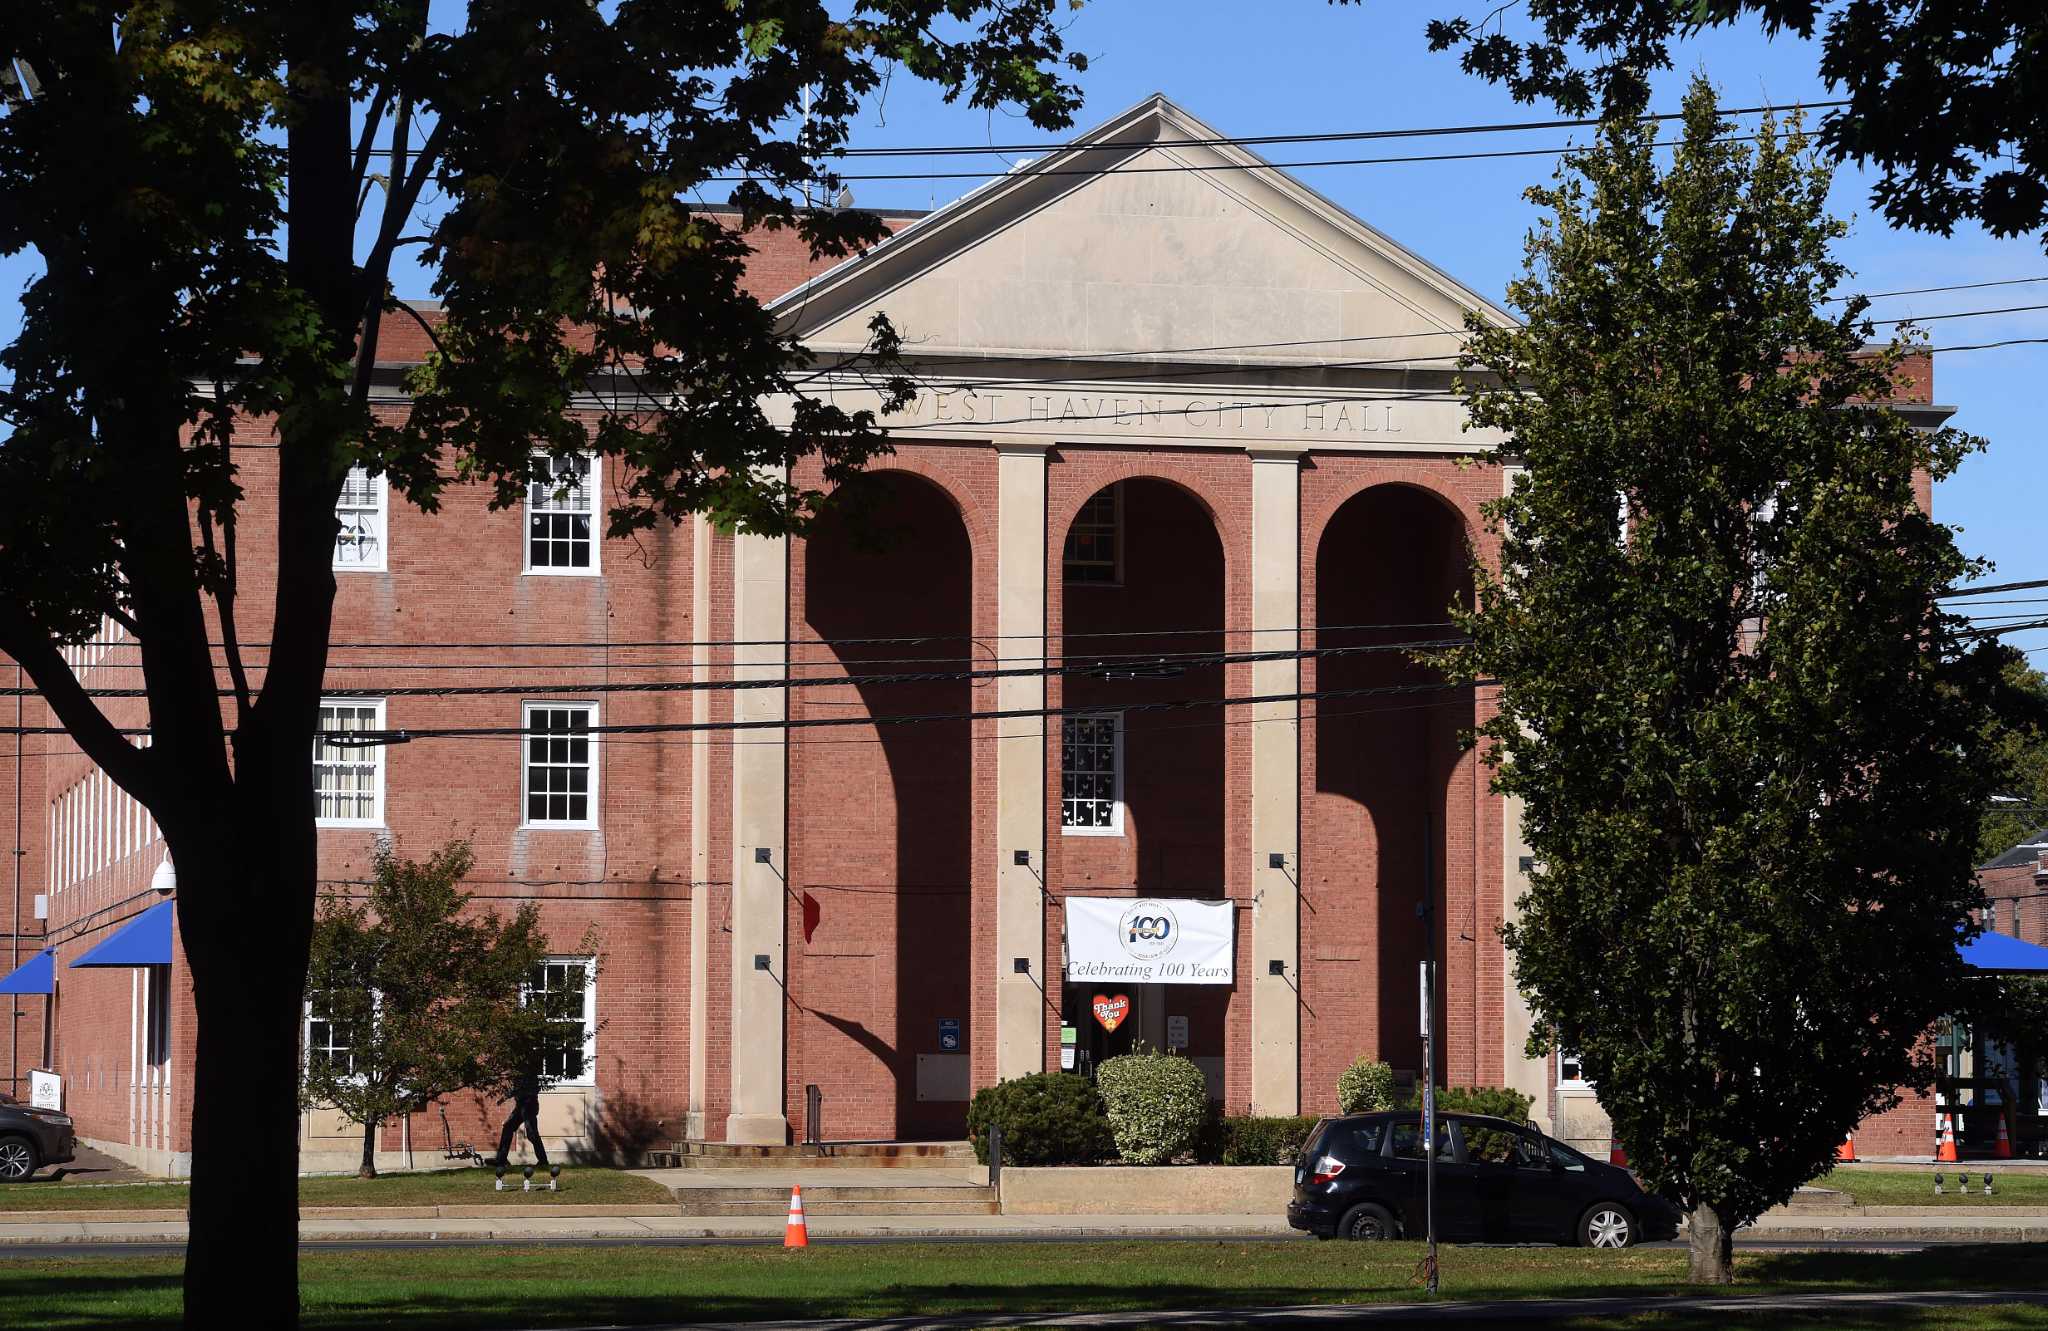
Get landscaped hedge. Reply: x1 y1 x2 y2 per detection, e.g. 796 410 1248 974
1095 1051 1209 1165
1398 1084 1536 1122
966 1073 1114 1166
1194 1114 1322 1166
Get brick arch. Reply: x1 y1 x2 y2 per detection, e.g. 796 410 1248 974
1303 468 1487 562
1050 460 1246 560
852 453 994 569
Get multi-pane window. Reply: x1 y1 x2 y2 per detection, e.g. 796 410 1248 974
1061 712 1123 835
334 466 388 570
305 992 355 1077
1063 484 1120 584
314 700 385 826
526 451 596 573
523 703 597 826
1558 1049 1590 1088
526 959 596 1084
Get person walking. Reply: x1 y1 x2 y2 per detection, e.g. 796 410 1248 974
490 1063 548 1169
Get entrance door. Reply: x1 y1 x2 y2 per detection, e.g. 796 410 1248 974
1061 984 1161 1076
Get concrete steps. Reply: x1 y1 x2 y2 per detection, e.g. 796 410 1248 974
675 1182 998 1217
647 1141 976 1170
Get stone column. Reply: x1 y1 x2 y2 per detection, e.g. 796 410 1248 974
685 516 713 1142
995 442 1050 1080
726 524 789 1145
1249 450 1302 1115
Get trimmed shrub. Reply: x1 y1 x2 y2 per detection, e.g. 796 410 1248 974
1095 1050 1210 1165
1194 1114 1322 1166
965 1073 1114 1166
1337 1057 1396 1114
1398 1084 1536 1122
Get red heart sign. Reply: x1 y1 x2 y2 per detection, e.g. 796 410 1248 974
1091 993 1130 1033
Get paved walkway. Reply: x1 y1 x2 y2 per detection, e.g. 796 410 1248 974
529 1290 2048 1330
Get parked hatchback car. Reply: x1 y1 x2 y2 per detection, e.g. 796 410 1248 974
1287 1111 1682 1247
0 1092 75 1181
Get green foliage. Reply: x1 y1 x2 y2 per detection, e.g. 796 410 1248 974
1094 1051 1210 1165
1194 1115 1322 1166
1413 2 2048 247
302 841 574 1176
1977 659 2048 865
1399 1084 1534 1123
965 1074 1113 1167
1337 1058 1397 1114
1443 78 2018 1279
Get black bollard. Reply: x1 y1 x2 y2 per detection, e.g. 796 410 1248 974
549 1164 562 1193
495 1166 507 1193
1985 1173 1996 1196
1934 1172 1944 1194
522 1164 535 1193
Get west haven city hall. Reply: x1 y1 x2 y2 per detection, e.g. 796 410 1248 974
0 97 1949 1171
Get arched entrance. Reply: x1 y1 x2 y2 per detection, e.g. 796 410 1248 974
1309 483 1475 1093
1055 478 1230 1095
797 471 974 1139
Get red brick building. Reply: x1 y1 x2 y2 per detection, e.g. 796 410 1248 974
0 95 1953 1174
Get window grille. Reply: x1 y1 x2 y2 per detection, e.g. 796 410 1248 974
523 703 596 825
1063 485 1120 583
1061 712 1123 834
314 701 384 825
305 992 354 1076
526 959 594 1083
333 466 387 570
527 452 595 572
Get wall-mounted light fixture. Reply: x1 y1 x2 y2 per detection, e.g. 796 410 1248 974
1013 850 1031 866
1267 852 1286 870
754 847 773 864
1268 959 1286 976
753 954 771 971
1013 957 1031 974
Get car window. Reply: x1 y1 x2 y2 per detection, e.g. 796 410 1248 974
1297 1119 1331 1166
1346 1121 1386 1158
1549 1140 1589 1172
1388 1120 1456 1162
1512 1132 1550 1170
1462 1118 1522 1166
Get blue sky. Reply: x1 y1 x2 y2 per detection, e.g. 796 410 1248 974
5 3 2041 651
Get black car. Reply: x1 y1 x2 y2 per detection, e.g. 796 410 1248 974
0 1092 75 1181
1286 1111 1682 1247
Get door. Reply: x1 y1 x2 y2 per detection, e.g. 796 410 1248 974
1061 984 1149 1076
1385 1116 1473 1239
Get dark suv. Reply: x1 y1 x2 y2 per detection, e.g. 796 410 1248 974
0 1092 75 1181
1286 1111 1681 1247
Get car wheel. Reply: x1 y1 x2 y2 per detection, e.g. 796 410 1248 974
0 1136 37 1182
1580 1202 1636 1249
1340 1203 1397 1241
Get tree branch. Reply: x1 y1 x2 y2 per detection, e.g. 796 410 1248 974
0 603 155 805
351 85 392 198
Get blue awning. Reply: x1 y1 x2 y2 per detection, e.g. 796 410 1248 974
0 948 54 995
69 900 174 969
1959 929 2048 975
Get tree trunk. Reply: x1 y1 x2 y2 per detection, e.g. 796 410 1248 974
1687 1200 1735 1284
360 1118 379 1179
178 784 320 1327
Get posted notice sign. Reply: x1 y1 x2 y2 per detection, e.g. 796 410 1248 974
1064 897 1234 985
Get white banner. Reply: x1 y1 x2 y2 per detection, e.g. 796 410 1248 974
1064 897 1235 985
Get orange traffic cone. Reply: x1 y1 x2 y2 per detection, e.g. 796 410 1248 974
1837 1132 1857 1163
1994 1113 2014 1160
783 1184 809 1249
1936 1108 1960 1163
1608 1134 1629 1168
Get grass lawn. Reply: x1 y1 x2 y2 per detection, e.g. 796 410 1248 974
1816 1166 2048 1208
0 1166 672 1212
5 1241 2048 1329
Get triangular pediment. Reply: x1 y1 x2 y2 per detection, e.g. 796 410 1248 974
775 95 1510 370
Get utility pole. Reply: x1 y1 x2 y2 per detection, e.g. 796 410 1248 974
1420 806 1438 1295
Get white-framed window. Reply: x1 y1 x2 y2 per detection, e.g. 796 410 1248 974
1558 1049 1591 1090
334 466 388 571
522 702 598 827
525 958 597 1085
314 699 386 827
1987 900 2001 934
304 992 359 1077
1061 711 1124 836
525 451 597 574
1063 484 1121 584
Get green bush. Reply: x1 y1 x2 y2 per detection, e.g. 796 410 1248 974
1337 1058 1396 1114
1398 1084 1536 1122
1194 1114 1322 1166
1095 1050 1210 1165
965 1073 1114 1166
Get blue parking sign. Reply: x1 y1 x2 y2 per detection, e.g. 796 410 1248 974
938 1018 960 1051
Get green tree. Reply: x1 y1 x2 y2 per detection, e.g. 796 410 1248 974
0 5 1081 1323
1979 659 2048 865
1412 1 2048 247
1446 77 2015 1284
301 841 570 1179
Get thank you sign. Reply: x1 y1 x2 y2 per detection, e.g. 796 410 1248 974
1064 897 1234 985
